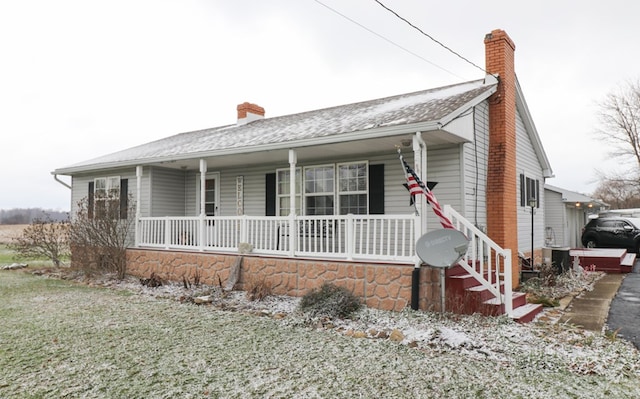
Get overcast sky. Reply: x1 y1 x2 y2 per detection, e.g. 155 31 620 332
1 0 638 211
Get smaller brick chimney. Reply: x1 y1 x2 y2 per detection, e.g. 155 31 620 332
237 102 265 125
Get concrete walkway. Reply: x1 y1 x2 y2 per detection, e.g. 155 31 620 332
557 273 625 332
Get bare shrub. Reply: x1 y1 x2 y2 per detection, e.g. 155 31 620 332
245 275 272 301
182 269 201 289
298 283 361 319
140 272 164 288
10 214 70 267
68 195 135 279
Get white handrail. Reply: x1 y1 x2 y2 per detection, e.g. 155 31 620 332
444 205 513 316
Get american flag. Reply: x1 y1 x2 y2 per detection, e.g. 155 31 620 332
401 154 456 230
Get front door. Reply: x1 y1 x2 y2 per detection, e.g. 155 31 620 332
198 172 220 246
205 177 217 216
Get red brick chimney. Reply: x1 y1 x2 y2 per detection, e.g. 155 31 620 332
484 29 519 288
237 102 265 125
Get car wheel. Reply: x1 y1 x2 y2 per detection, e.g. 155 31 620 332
585 239 597 248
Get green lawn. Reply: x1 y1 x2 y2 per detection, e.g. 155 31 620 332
0 244 64 268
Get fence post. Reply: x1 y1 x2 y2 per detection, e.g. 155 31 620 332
289 214 296 257
199 214 205 251
164 217 171 249
240 215 248 245
503 249 513 316
345 214 354 260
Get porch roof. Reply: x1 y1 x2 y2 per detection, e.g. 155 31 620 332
54 78 497 175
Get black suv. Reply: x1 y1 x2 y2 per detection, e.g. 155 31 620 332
581 216 640 253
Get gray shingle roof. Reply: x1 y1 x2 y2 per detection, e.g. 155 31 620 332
56 78 496 173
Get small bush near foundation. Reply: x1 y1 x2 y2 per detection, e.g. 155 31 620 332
298 283 361 319
246 275 272 301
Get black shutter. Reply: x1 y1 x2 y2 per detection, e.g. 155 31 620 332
368 164 384 214
120 179 128 219
88 181 94 219
535 179 540 208
519 174 525 207
265 173 276 216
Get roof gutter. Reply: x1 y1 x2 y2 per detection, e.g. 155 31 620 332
53 174 71 189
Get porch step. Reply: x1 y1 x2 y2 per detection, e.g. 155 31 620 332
569 248 635 274
510 303 543 324
445 272 540 323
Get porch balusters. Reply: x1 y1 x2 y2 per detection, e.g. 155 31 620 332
137 214 417 263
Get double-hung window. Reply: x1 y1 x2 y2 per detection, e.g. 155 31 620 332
276 168 301 216
520 174 540 207
304 165 335 215
93 176 121 218
338 161 368 214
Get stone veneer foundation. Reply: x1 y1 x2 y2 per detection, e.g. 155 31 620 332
127 249 443 312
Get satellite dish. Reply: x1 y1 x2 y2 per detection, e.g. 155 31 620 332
416 229 469 268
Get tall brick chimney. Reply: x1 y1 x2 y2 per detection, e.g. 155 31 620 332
237 102 265 125
484 29 519 288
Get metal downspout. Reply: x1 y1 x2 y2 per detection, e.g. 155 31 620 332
53 174 71 189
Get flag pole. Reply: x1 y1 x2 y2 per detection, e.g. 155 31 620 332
397 147 419 216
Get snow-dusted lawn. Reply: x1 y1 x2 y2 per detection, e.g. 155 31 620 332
1 271 639 398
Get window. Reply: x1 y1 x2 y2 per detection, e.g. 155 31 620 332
304 165 335 215
90 176 127 219
520 174 540 207
276 168 301 216
338 162 368 214
273 161 371 216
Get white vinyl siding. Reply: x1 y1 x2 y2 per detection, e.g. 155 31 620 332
515 108 545 253
544 188 565 247
149 167 187 217
461 102 489 230
92 151 466 222
424 145 463 231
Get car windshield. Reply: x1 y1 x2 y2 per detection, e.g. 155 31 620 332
626 218 640 229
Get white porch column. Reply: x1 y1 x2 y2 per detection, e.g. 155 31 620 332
288 149 297 256
413 133 428 236
199 159 207 250
135 165 142 247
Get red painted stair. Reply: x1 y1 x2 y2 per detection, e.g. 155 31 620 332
444 264 542 323
569 248 636 273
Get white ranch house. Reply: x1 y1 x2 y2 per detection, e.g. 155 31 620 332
53 30 553 320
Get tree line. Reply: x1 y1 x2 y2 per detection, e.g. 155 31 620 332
0 208 69 225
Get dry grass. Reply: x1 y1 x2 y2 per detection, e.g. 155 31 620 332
1 270 639 398
0 224 27 244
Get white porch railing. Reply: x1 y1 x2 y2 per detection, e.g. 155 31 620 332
137 209 513 316
444 205 513 316
137 214 417 263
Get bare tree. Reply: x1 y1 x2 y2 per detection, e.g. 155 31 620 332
593 80 640 200
10 214 70 267
596 80 640 173
592 177 640 209
68 194 135 279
